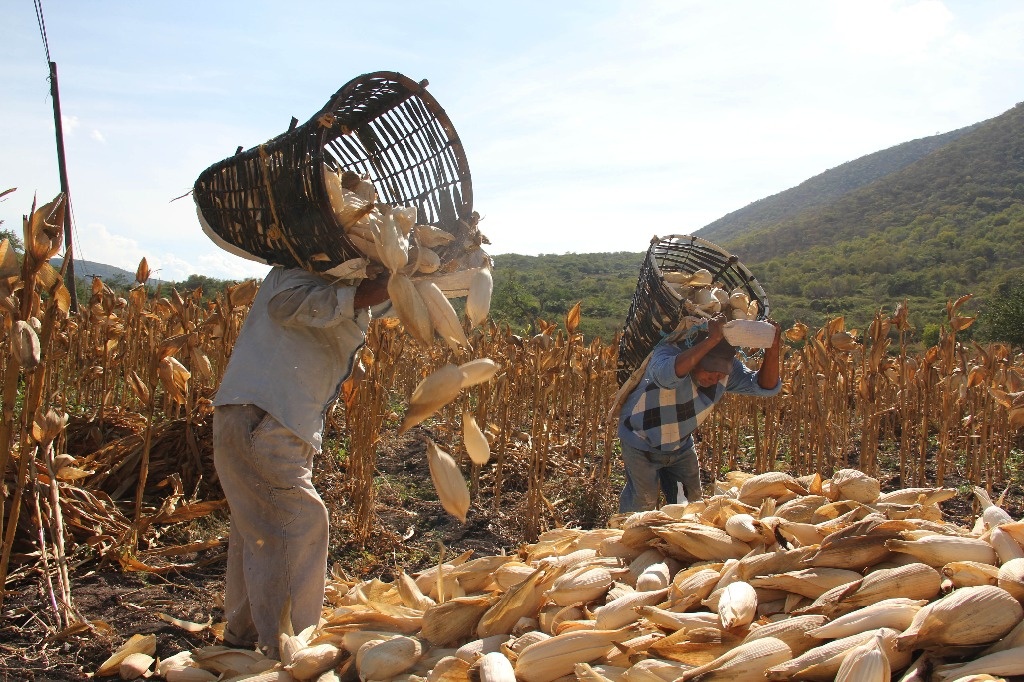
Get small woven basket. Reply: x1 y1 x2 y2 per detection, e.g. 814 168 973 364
193 71 473 272
616 234 769 386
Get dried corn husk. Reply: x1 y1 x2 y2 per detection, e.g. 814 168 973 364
833 631 890 682
425 438 471 523
513 627 639 682
357 636 422 681
458 358 501 389
806 597 926 639
475 651 516 682
462 412 490 466
677 636 792 682
998 557 1024 601
96 634 157 677
399 364 465 434
885 534 997 568
717 581 757 629
418 280 471 352
465 268 493 328
896 585 1024 650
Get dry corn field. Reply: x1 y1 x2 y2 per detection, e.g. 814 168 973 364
2 198 1024 679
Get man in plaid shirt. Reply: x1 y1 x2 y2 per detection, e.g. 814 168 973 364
618 313 782 511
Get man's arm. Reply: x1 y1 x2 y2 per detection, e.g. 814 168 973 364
267 270 390 328
754 319 783 390
672 314 727 378
353 273 390 308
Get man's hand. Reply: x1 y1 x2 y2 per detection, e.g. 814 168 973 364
707 313 728 342
354 274 391 308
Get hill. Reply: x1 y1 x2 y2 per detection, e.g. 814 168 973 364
489 251 643 342
718 101 1024 330
50 258 148 286
697 124 979 246
487 102 1024 343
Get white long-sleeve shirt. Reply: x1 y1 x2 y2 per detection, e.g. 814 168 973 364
214 266 380 452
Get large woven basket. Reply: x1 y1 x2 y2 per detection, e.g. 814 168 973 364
616 235 769 386
193 72 473 272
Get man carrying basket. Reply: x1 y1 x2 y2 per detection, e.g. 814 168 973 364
617 313 783 512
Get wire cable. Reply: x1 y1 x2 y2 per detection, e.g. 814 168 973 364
33 0 51 64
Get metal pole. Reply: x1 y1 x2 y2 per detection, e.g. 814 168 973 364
48 61 79 313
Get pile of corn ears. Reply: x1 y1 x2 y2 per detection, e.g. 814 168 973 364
321 164 493 354
106 470 1024 681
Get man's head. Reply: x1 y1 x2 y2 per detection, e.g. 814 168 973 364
693 337 737 387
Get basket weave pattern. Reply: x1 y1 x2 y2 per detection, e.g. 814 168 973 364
616 235 769 386
193 72 473 272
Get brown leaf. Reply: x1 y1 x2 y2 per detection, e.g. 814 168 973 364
951 315 976 332
227 279 259 309
566 301 582 335
128 371 151 406
135 257 150 284
24 193 66 266
0 239 20 279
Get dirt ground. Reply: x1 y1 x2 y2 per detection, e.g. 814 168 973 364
1 418 1019 681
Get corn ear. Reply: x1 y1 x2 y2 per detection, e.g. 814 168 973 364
884 534 997 568
421 595 497 646
286 643 343 680
458 358 500 389
896 585 1024 650
465 268 493 328
594 588 669 630
388 273 435 346
164 669 219 682
512 627 638 682
399 364 464 435
833 632 890 682
462 412 490 466
678 636 792 682
425 438 471 523
119 653 154 680
718 581 757 629
806 597 926 639
942 560 1001 588
96 634 157 677
417 280 470 353
475 651 516 682
357 636 422 681
998 557 1024 601
932 646 1024 680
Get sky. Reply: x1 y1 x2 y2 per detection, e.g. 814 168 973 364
3 1 1023 283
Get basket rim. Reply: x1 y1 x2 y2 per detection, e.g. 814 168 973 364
648 233 769 304
314 71 474 218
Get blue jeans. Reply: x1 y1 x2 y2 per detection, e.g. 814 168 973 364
619 441 703 512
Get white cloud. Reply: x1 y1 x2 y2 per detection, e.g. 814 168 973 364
69 222 268 283
833 0 956 59
90 130 106 143
60 115 80 135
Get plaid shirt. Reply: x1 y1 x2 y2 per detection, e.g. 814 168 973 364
618 338 781 454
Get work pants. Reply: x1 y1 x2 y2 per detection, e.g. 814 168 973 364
618 440 703 512
213 403 329 658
